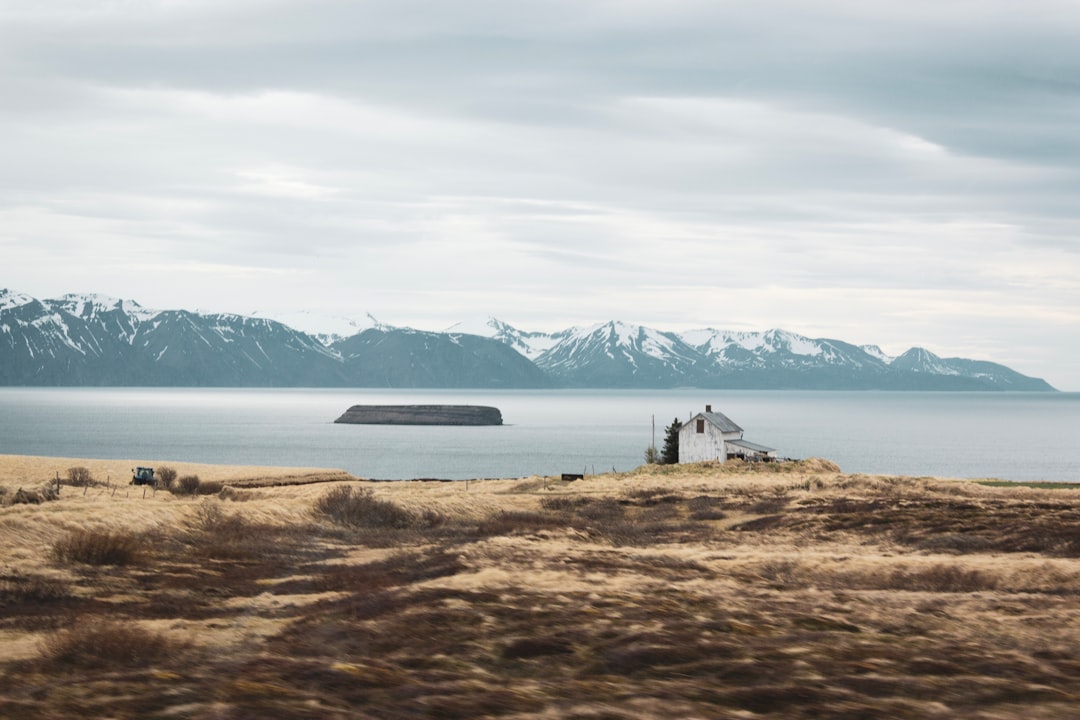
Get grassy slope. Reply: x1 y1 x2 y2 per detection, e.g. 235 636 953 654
2 458 1080 718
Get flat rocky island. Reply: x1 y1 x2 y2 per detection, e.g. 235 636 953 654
333 404 503 426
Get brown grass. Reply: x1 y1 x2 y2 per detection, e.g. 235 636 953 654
40 620 188 668
3 456 1080 719
314 485 417 529
52 528 143 566
0 453 357 494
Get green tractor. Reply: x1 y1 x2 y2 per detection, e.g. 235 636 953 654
131 466 155 486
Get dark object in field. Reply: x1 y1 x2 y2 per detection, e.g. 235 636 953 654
131 467 155 486
334 404 503 426
561 473 584 482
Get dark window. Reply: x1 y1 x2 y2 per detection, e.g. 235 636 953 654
696 419 705 433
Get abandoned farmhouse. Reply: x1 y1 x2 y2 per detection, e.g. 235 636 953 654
678 405 777 464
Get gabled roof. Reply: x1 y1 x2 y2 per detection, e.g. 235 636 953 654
684 410 743 434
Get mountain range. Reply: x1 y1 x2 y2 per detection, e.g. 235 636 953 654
0 289 1055 391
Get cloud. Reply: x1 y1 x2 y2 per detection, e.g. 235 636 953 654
1 0 1078 387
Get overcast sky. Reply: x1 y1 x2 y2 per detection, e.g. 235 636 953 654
2 1 1079 389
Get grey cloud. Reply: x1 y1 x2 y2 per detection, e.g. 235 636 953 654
2 0 1079 387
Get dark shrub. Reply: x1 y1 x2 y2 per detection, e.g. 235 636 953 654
156 466 178 490
42 620 183 668
476 510 565 537
916 533 994 554
187 500 228 533
885 565 999 593
175 475 201 496
315 486 415 529
578 499 626 522
0 574 71 603
744 496 789 514
688 495 727 521
540 495 591 512
626 489 682 506
52 528 142 566
66 466 92 486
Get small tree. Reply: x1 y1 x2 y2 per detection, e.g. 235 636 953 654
644 445 660 464
660 418 681 465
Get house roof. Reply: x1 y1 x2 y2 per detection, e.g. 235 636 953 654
728 438 776 453
685 410 743 434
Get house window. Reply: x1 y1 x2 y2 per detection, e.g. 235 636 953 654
696 419 705 433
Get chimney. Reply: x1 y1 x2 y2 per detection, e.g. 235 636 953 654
705 404 712 413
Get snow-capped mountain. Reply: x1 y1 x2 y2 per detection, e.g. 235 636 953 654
442 316 569 360
0 290 343 386
533 321 706 387
680 328 887 372
0 290 548 387
52 293 159 324
249 309 387 346
891 347 961 375
889 348 1045 390
0 289 1056 390
0 290 36 312
859 344 896 364
438 316 1052 390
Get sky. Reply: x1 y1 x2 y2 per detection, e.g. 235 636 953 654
2 1 1079 389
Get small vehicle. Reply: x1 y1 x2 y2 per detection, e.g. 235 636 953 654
132 466 155 486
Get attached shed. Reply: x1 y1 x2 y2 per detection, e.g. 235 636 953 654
726 438 778 461
678 404 777 464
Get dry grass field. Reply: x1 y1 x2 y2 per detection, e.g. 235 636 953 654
3 454 1080 718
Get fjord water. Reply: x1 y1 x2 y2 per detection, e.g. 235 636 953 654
0 388 1077 482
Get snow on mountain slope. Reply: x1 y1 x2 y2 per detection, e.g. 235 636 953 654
443 317 569 360
679 328 865 369
0 290 1056 390
0 289 36 312
861 344 896 364
441 317 500 337
249 310 384 345
534 321 706 386
891 347 961 375
52 293 157 321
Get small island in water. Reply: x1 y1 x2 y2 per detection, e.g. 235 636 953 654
334 404 503 426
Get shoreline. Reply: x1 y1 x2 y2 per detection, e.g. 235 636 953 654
0 453 358 491
4 452 1078 490
4 451 1075 496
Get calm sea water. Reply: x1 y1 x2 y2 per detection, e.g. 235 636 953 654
0 388 1077 482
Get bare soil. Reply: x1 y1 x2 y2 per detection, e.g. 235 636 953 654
2 455 1080 718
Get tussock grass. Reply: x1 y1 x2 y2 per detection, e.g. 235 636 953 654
687 494 727 520
538 495 591 511
8 455 1080 719
315 485 416 529
0 573 71 603
41 620 187 668
52 528 143 566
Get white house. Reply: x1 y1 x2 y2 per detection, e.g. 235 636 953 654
678 405 777 463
